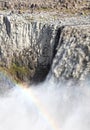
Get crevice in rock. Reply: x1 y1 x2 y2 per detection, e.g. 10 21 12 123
3 16 11 37
32 26 65 84
53 26 64 58
31 64 50 84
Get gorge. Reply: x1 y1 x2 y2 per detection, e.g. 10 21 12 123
0 10 90 130
0 13 90 83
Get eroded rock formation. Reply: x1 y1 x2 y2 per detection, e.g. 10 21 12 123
0 15 59 82
0 14 90 83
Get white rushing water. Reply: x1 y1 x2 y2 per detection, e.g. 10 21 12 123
0 79 90 130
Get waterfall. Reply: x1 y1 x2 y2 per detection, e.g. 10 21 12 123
0 14 90 130
0 15 90 82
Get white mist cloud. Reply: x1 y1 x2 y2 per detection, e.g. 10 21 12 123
0 79 90 130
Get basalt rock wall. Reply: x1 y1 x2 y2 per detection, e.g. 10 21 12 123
0 14 90 83
0 15 59 82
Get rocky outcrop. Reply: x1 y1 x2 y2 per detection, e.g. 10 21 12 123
0 14 90 83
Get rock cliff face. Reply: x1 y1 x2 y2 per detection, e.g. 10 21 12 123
0 14 59 82
0 14 90 83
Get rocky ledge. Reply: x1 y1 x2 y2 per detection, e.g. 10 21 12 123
0 12 90 83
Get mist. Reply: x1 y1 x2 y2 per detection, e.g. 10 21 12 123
0 79 90 130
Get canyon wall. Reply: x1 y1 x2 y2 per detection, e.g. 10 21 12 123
0 14 90 83
0 14 59 82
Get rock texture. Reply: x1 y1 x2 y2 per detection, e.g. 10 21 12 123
0 14 58 82
51 25 90 81
0 13 90 83
0 0 90 15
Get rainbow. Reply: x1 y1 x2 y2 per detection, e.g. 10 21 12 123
17 83 61 130
0 71 60 130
